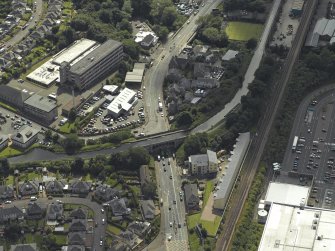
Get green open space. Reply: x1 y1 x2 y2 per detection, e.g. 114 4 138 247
0 101 17 112
107 224 122 235
225 22 264 41
0 146 22 158
58 122 76 134
5 175 14 186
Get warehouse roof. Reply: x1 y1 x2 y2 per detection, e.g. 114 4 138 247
322 19 335 37
258 204 335 251
24 94 57 112
52 39 97 65
107 88 136 115
265 182 309 206
70 39 122 75
12 125 39 144
125 63 146 83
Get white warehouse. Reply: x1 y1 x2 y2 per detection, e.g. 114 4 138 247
107 88 137 118
213 132 250 210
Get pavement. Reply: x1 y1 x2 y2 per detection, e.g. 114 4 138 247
146 157 188 251
4 195 105 250
281 84 335 209
3 0 43 49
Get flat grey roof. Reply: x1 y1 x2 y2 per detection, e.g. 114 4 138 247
70 39 122 75
24 94 57 112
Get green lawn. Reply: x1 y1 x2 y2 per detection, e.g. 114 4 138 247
54 234 67 245
0 147 22 158
59 122 76 133
107 224 122 235
0 101 17 112
225 22 264 41
5 175 14 186
189 231 202 251
202 181 214 207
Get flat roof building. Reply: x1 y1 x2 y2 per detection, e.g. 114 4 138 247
265 182 310 207
258 203 335 251
107 88 137 118
188 150 218 176
103 85 119 95
213 132 250 210
60 39 123 90
125 63 146 84
23 94 58 124
0 135 9 151
26 59 60 87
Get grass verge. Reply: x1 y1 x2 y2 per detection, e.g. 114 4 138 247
225 22 264 41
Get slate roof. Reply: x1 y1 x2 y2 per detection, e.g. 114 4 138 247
45 180 64 194
47 202 63 220
0 185 14 200
94 184 119 202
10 243 37 251
0 206 24 222
184 184 199 209
69 219 87 232
127 221 150 237
71 180 91 194
27 202 44 216
12 125 39 146
69 208 86 219
19 181 38 196
68 232 85 245
106 198 131 216
67 246 85 251
140 200 155 220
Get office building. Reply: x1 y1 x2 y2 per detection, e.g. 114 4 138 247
107 88 137 118
188 150 218 175
60 39 123 90
23 94 58 124
12 125 39 149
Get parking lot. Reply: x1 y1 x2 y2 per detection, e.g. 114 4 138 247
0 107 45 144
78 89 146 136
270 0 300 48
282 87 335 208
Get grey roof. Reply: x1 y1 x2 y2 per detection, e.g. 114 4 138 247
47 202 63 220
127 221 150 236
0 185 14 199
94 184 119 202
24 94 57 112
108 242 130 251
141 34 154 45
69 219 87 232
12 125 39 145
68 232 85 245
67 246 85 251
69 208 86 219
222 50 239 61
107 198 131 216
0 206 24 222
184 184 199 205
140 200 155 219
189 154 208 167
19 181 38 195
27 202 44 215
71 180 91 194
70 39 122 75
214 133 250 201
207 150 217 163
10 244 37 251
45 180 64 193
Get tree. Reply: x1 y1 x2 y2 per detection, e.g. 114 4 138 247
184 133 209 156
176 111 193 127
161 6 178 28
128 147 150 167
123 39 140 60
246 38 258 50
68 108 76 122
4 223 22 241
0 158 9 177
71 157 84 174
52 133 59 144
60 134 84 154
142 181 157 198
45 129 52 141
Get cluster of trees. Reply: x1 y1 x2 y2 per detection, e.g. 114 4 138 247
231 165 266 251
0 0 12 19
265 47 335 162
60 134 85 154
225 0 266 13
225 54 278 133
196 15 228 47
110 147 151 170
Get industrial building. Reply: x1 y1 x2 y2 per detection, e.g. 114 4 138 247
107 88 137 118
0 85 30 109
258 203 335 251
188 150 218 175
0 135 9 151
125 63 146 85
11 125 39 149
103 85 119 95
213 132 250 210
23 94 58 124
59 39 124 90
306 18 335 47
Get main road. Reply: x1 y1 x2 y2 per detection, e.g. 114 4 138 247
215 0 317 250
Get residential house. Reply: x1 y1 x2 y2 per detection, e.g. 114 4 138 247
12 125 39 149
10 243 37 251
140 200 155 220
106 198 131 216
0 57 11 69
45 11 59 19
192 78 219 89
141 34 155 49
30 30 44 39
188 150 218 175
67 246 85 251
222 50 239 61
93 184 119 202
127 221 150 238
26 202 45 220
119 230 138 249
193 63 212 79
45 180 65 196
166 68 183 83
43 18 56 27
71 180 91 197
0 185 14 201
69 208 86 220
184 183 200 211
0 206 24 223
19 181 39 196
47 202 63 221
68 232 86 246
108 241 130 251
48 4 62 14
12 9 24 18
192 45 209 57
69 219 87 232
3 51 17 61
169 54 189 70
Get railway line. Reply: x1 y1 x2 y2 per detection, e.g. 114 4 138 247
216 0 318 250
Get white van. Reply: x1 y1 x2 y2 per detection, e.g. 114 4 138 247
30 196 37 201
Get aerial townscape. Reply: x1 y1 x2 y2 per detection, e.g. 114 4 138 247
0 0 333 250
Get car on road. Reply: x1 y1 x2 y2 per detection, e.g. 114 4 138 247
158 155 161 161
101 208 105 214
169 175 172 179
168 235 172 241
178 223 181 228
170 222 173 227
173 200 176 204
187 20 190 24
100 240 103 246
4 200 11 204
102 218 105 225
164 168 166 172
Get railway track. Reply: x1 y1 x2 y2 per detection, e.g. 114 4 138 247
216 0 317 250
